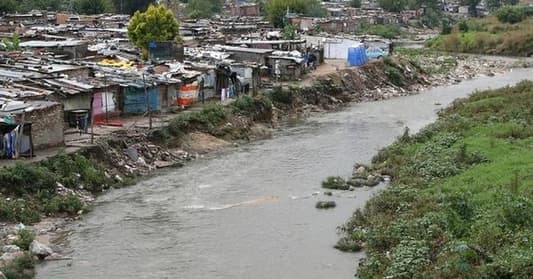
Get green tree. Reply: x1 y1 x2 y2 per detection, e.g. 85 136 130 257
265 0 325 27
19 0 61 11
186 0 222 18
378 0 407 12
127 4 181 57
0 0 19 13
486 0 520 12
74 0 113 14
282 23 297 39
113 0 155 14
350 0 361 8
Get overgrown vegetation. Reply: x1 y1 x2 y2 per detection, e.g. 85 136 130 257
322 176 350 190
0 153 112 223
337 81 533 278
357 24 404 39
427 9 533 56
0 252 35 279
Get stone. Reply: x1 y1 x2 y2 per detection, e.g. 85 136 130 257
44 253 64 261
126 146 139 162
347 178 367 187
2 245 21 253
30 240 53 259
0 271 6 279
0 251 24 265
154 160 174 169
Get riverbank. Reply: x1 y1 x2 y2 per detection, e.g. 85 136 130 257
0 55 521 278
336 81 533 278
427 8 533 57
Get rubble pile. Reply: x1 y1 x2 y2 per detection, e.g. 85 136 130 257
93 130 194 177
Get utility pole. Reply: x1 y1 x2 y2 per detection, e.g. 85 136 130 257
143 72 152 129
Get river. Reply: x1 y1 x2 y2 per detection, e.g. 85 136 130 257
36 68 532 279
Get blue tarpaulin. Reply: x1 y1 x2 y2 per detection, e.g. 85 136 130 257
347 45 368 66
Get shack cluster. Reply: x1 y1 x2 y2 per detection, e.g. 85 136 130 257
0 1 428 158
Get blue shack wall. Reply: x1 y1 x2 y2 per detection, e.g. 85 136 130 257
123 86 160 113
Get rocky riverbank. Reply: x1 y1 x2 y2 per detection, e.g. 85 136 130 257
0 55 520 278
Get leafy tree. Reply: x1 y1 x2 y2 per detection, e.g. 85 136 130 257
186 0 222 18
0 0 19 13
74 0 113 14
282 23 297 39
486 0 520 12
127 4 181 57
113 0 155 14
378 0 407 12
265 0 325 27
350 0 361 8
20 0 61 11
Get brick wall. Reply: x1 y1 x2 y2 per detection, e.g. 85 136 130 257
25 103 64 149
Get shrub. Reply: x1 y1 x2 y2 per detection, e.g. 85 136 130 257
0 164 56 196
458 21 469 32
384 65 404 87
385 239 430 278
43 195 84 215
269 86 293 105
321 176 349 190
495 6 532 24
0 252 35 279
0 199 41 224
12 229 34 251
231 95 273 121
335 236 363 252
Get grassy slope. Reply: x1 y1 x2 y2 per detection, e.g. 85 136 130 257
338 81 533 278
427 16 533 56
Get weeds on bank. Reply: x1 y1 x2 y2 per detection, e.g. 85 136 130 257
339 80 533 278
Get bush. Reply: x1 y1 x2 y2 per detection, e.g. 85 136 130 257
269 86 293 105
495 6 533 24
0 199 41 224
39 153 111 193
231 95 273 121
458 21 469 32
43 195 84 215
0 252 35 279
321 176 349 190
12 229 34 251
0 164 56 196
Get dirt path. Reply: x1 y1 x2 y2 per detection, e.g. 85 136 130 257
301 59 347 86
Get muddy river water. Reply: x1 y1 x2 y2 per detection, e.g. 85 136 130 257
37 68 532 279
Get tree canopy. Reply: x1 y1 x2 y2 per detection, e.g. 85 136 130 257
350 0 361 8
378 0 407 12
113 0 155 14
127 4 181 56
186 0 222 18
74 0 114 14
265 0 325 27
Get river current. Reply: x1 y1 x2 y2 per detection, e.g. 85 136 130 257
37 68 532 279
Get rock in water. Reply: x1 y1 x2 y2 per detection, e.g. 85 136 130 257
316 201 337 209
30 240 53 259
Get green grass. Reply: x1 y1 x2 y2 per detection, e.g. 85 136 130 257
337 80 533 278
0 153 110 223
357 24 404 39
427 16 533 56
